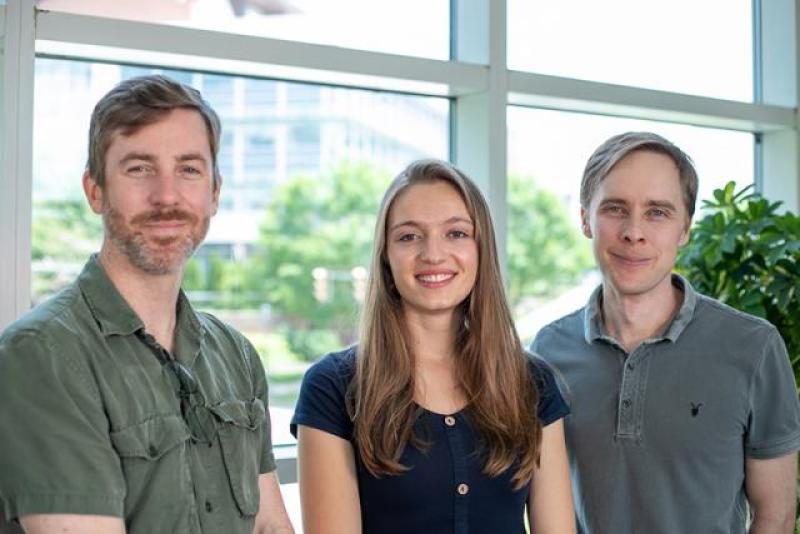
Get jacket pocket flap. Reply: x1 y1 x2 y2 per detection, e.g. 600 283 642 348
209 398 265 430
110 415 190 460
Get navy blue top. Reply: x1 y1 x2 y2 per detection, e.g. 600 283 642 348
290 346 570 534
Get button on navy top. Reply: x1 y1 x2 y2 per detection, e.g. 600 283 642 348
290 346 569 534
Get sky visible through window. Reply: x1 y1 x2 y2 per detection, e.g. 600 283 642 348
37 0 451 59
508 0 753 102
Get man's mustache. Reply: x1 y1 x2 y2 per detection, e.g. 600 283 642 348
130 209 198 226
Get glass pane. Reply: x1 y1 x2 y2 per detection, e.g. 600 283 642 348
38 0 450 59
507 106 754 341
33 57 450 446
508 0 753 102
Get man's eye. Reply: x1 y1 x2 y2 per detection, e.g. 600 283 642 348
182 166 202 175
648 208 668 218
126 165 150 176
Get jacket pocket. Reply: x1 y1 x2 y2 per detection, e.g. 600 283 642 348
208 398 266 517
109 415 193 531
110 414 190 460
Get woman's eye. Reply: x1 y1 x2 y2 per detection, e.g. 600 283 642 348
448 229 469 239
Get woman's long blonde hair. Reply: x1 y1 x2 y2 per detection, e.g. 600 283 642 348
347 159 542 489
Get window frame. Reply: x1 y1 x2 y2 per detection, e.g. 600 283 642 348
2 0 799 482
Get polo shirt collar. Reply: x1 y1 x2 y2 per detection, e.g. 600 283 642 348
661 274 697 341
583 273 698 345
78 255 206 359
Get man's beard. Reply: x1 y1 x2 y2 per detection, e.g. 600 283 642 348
103 205 209 275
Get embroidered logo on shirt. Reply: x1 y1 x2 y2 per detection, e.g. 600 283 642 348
690 402 703 417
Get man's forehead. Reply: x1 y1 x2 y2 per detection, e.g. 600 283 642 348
112 108 208 139
107 113 212 158
592 172 684 209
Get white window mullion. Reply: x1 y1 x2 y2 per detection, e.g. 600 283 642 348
1 0 35 329
758 0 799 212
451 0 509 274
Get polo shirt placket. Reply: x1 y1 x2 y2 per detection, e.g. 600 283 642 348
605 342 654 443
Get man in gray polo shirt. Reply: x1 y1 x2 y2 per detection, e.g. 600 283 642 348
531 131 800 534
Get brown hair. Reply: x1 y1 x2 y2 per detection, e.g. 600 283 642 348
86 74 221 188
348 159 541 489
581 131 699 218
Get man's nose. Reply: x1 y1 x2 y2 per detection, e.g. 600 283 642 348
621 217 645 243
149 173 180 206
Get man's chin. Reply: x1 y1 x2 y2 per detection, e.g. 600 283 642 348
128 246 194 276
106 224 205 276
132 259 183 276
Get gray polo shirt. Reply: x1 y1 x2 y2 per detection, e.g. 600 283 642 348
531 274 800 534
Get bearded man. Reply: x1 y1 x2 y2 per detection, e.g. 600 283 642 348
0 75 294 534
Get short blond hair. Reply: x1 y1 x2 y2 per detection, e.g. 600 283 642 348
581 131 699 217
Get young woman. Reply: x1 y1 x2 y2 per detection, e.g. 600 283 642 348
291 159 575 533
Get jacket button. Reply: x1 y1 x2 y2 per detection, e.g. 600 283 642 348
457 483 469 495
205 501 213 513
444 416 456 427
147 445 158 457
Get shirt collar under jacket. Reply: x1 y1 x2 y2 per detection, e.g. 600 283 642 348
583 273 698 346
77 254 205 364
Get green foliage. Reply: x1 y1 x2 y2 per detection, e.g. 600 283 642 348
284 328 342 362
31 199 103 298
32 199 103 262
183 254 259 308
507 174 593 304
676 181 800 388
182 258 204 290
245 161 390 338
207 253 226 291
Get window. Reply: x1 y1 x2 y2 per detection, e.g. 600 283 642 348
37 0 450 59
31 57 449 448
244 78 277 115
507 0 753 102
243 132 277 187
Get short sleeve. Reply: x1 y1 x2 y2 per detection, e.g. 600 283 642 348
528 354 570 427
0 331 126 520
744 328 800 458
290 350 354 440
244 338 277 473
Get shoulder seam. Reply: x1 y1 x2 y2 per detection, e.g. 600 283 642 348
5 326 103 403
695 295 776 332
